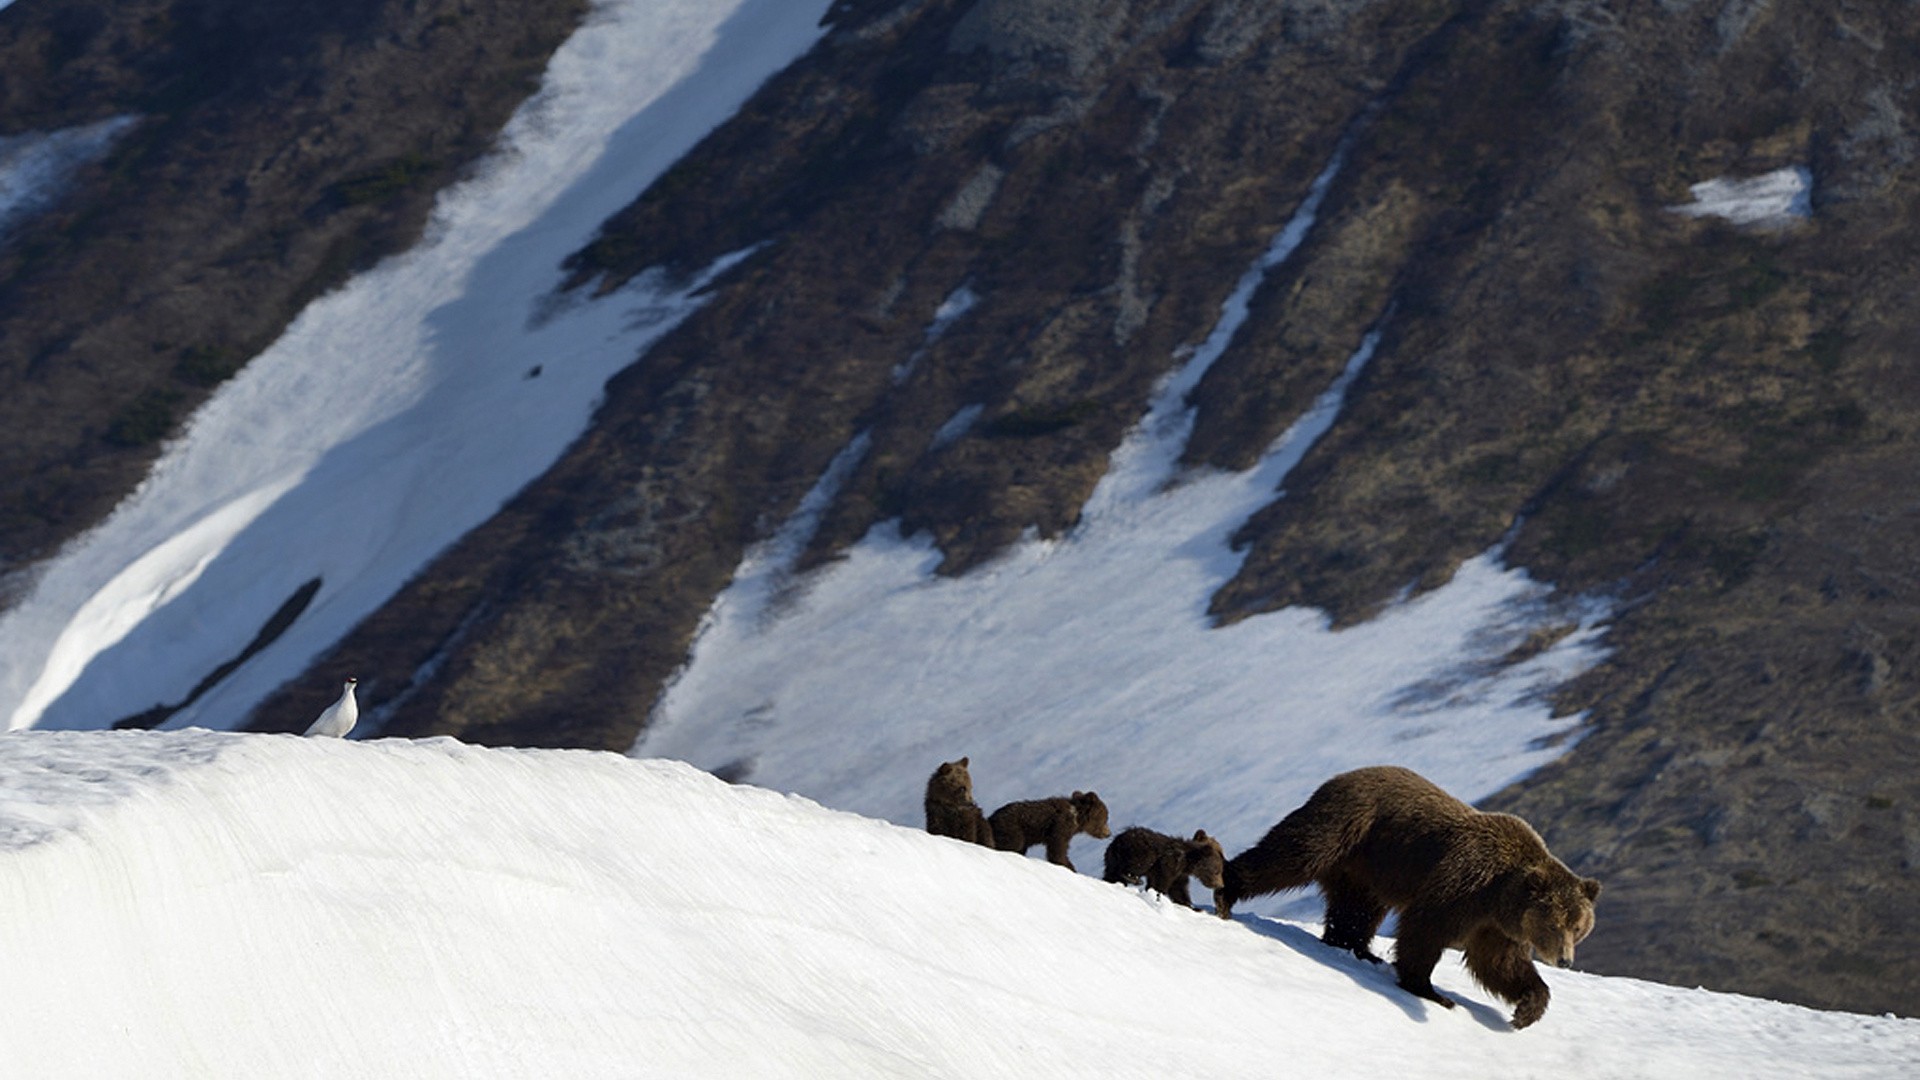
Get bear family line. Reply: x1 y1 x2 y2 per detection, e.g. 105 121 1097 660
924 759 1601 1030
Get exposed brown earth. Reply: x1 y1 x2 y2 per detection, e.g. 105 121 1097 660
6 0 1917 1017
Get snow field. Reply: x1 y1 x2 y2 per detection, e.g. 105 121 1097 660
0 730 1914 1079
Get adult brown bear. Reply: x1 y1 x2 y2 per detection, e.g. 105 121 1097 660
1215 765 1600 1029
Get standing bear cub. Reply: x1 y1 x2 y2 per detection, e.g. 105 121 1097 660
924 758 995 848
1215 765 1600 1029
1102 827 1226 909
988 791 1111 871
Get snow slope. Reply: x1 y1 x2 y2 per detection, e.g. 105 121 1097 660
0 730 1913 1079
0 0 834 732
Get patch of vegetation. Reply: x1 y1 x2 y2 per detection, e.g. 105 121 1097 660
1701 531 1768 589
1539 500 1612 561
1802 327 1849 373
104 389 184 448
982 400 1100 438
1730 256 1788 310
332 153 440 207
174 345 243 388
1457 450 1521 486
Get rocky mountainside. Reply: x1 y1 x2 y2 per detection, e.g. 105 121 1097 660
5 0 1918 1017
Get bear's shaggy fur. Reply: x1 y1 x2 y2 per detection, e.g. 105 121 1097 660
924 758 995 847
988 791 1111 870
1102 826 1226 909
1215 765 1600 1029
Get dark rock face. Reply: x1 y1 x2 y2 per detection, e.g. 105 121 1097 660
9 0 1920 1016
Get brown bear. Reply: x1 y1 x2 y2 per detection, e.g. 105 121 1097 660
988 791 1111 871
924 757 995 848
1102 827 1226 909
1214 765 1600 1029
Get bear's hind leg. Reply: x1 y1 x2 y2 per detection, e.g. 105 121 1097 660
1319 874 1388 963
1463 926 1551 1029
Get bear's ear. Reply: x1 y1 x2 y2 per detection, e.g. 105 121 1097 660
1581 877 1602 902
959 757 969 767
1072 791 1085 799
1193 830 1209 841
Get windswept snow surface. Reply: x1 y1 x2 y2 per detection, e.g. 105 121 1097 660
1669 165 1813 227
0 116 137 237
0 0 834 732
0 731 1914 1079
642 145 1611 885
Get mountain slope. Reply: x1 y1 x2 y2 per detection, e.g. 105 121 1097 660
2 729 1915 1078
1 0 1917 1020
268 0 1920 1014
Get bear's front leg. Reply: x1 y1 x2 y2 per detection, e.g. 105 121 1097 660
1045 830 1076 871
1390 913 1457 1010
1462 927 1551 1029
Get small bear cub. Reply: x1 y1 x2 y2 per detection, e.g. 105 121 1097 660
924 757 996 848
989 791 1111 871
1102 827 1226 909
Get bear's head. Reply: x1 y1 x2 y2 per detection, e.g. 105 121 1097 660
1071 791 1112 839
1520 868 1602 968
930 758 974 801
1185 830 1226 890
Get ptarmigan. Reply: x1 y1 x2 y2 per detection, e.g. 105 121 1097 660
304 677 359 737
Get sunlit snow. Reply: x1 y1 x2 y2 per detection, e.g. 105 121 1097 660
0 116 137 237
1669 165 1812 227
642 143 1612 890
0 0 835 732
1 730 1914 1078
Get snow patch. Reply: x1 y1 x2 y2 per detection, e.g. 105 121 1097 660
892 284 979 384
1669 165 1812 227
0 116 137 237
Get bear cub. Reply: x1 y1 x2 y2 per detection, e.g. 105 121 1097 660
1215 765 1600 1029
924 757 995 848
1102 827 1226 909
988 791 1111 871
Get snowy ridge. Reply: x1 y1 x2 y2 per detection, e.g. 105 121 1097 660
0 0 834 733
0 730 1914 1079
641 140 1610 888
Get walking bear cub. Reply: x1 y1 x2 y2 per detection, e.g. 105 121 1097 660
1102 827 1226 909
924 758 995 848
989 791 1111 871
1215 765 1600 1029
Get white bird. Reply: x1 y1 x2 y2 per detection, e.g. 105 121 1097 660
304 678 360 738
